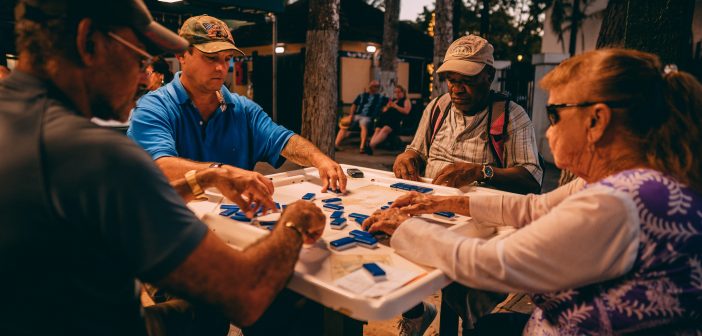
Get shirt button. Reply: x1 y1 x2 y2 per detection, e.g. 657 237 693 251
199 121 203 125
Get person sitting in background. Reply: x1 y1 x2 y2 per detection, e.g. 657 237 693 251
368 85 411 153
335 79 387 153
128 15 346 200
0 1 326 335
393 35 542 195
364 48 702 334
139 56 173 94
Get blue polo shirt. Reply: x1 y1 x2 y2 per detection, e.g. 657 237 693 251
128 72 294 170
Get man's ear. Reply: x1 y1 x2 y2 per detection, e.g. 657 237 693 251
75 18 99 67
587 103 612 143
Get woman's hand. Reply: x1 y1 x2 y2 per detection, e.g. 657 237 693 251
391 191 445 215
361 208 410 235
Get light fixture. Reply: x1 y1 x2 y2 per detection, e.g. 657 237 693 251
366 45 377 53
158 0 183 3
516 54 524 62
275 45 285 54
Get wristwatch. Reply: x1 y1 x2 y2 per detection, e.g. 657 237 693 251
284 221 304 238
185 170 204 197
481 165 494 182
209 162 224 168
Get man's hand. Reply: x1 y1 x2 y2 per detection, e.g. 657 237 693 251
278 201 326 244
393 150 424 181
204 166 276 217
432 162 483 188
361 208 410 235
313 155 347 193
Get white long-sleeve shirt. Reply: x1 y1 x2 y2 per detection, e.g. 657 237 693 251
390 179 641 294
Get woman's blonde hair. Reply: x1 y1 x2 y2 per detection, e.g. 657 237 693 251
541 48 702 192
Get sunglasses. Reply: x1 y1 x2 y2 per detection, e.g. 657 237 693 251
545 101 629 125
107 32 155 72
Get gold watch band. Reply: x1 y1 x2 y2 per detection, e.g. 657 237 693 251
184 170 204 197
284 221 304 238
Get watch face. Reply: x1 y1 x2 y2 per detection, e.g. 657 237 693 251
483 165 494 179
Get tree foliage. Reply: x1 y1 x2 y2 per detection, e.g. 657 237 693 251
411 0 548 61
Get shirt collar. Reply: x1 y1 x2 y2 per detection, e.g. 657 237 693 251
170 71 234 107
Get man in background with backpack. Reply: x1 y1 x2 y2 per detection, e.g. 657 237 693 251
393 35 541 195
335 80 388 154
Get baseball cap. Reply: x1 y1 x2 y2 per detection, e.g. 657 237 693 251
15 0 189 54
179 15 245 56
437 35 494 76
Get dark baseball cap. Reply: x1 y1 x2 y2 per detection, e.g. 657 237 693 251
179 15 245 55
15 0 188 54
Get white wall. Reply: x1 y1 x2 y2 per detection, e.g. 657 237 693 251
541 0 608 55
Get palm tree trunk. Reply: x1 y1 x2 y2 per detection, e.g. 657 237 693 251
380 0 400 97
432 0 453 99
301 0 340 158
568 0 580 55
596 0 694 69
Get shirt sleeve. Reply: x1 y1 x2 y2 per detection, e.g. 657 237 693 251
127 94 178 160
503 104 542 184
243 98 295 168
390 184 639 293
49 132 207 282
470 178 586 228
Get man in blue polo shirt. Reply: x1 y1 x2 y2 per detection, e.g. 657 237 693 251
128 15 346 203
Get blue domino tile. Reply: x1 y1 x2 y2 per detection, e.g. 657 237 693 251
301 193 316 200
219 208 238 216
323 203 344 211
230 215 251 222
348 213 369 219
330 237 356 251
349 230 373 238
321 197 343 203
220 204 240 210
330 210 344 218
434 211 456 218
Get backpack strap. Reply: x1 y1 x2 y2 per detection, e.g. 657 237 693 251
425 93 452 153
486 91 511 168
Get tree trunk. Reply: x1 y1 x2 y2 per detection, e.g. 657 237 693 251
480 0 490 37
596 0 695 69
432 0 453 99
301 0 340 158
380 0 400 97
568 0 581 55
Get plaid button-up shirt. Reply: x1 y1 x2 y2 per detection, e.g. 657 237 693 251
407 94 542 183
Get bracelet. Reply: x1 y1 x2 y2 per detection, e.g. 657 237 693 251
209 162 224 168
184 170 204 197
284 221 304 238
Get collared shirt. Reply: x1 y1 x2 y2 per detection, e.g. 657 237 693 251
0 71 207 335
406 94 542 182
128 72 295 170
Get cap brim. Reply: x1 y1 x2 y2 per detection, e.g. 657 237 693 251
193 42 246 56
141 21 189 54
437 60 486 76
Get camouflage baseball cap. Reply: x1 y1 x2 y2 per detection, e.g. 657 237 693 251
179 15 245 55
437 34 494 76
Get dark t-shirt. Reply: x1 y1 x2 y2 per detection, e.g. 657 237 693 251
353 93 387 117
0 71 208 335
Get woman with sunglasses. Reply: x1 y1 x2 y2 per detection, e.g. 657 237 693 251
363 48 702 334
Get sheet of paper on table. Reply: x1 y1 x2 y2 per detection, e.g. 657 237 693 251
329 254 394 280
334 263 422 298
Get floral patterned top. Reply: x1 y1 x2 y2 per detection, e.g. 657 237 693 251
526 169 702 335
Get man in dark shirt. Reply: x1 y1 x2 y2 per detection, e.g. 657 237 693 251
0 0 325 335
335 80 388 153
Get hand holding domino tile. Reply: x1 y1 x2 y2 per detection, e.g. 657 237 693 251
361 207 409 235
279 201 326 244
